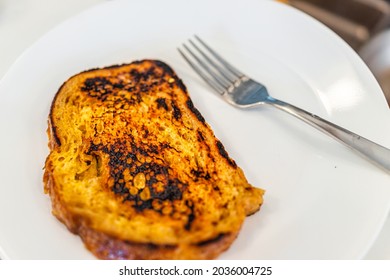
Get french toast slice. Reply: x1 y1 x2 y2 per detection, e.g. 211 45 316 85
43 60 264 259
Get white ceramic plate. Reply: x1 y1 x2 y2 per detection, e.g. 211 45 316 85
1 0 390 260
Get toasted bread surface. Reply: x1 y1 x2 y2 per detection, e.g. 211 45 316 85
44 60 264 259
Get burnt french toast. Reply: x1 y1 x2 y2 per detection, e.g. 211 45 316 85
43 59 264 259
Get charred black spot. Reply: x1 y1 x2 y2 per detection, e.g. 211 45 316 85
129 66 158 84
175 78 187 92
88 142 100 152
132 198 153 212
186 99 205 123
197 130 205 142
216 141 236 168
82 77 110 91
87 140 188 214
191 169 211 181
125 180 185 212
147 177 158 187
171 101 182 120
155 181 184 201
81 65 162 106
129 69 141 83
112 181 129 195
195 233 226 247
185 200 195 231
140 84 150 93
113 83 124 89
81 77 113 100
156 98 168 110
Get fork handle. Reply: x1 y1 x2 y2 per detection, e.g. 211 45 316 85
266 96 390 173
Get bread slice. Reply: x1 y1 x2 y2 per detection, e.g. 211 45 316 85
43 59 264 259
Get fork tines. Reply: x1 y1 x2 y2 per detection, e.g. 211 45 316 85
178 36 245 94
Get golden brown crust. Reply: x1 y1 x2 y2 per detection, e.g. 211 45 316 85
43 59 264 259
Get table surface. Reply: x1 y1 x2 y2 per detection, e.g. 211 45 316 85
0 0 389 260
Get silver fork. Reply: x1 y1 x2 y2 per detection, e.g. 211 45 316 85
178 36 390 173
